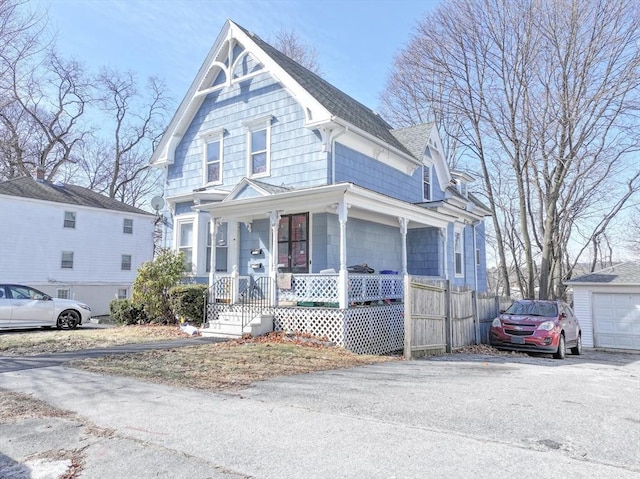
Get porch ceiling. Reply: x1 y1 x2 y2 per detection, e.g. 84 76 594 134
194 182 456 229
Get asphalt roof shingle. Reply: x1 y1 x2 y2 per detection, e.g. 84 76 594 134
236 24 416 159
567 262 640 285
0 177 153 215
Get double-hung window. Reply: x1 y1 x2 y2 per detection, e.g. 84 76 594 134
121 254 132 271
123 218 133 234
178 221 194 272
244 115 273 178
202 129 224 184
454 230 464 277
61 251 74 269
64 211 76 229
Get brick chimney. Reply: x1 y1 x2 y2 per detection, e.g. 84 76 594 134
35 165 45 181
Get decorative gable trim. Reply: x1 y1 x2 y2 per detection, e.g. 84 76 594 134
224 178 273 202
150 20 422 175
150 20 331 167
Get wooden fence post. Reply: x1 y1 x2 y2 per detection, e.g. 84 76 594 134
472 290 479 345
445 280 452 353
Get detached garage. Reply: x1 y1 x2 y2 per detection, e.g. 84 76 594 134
566 262 640 351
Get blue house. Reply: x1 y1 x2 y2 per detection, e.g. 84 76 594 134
150 20 490 353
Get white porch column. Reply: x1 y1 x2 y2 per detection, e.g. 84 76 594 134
269 210 281 307
208 218 220 287
338 199 349 309
398 217 408 275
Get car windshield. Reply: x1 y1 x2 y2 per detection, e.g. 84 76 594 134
505 302 558 317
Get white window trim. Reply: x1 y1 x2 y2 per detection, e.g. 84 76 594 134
117 288 128 299
201 129 225 185
57 288 71 299
244 115 273 178
123 218 133 234
121 254 132 271
454 227 464 278
175 215 197 274
422 163 432 201
63 211 76 229
61 251 74 269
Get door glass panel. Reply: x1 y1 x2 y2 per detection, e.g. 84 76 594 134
292 241 307 273
278 217 289 242
277 214 309 273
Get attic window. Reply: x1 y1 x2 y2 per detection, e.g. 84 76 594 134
423 165 431 201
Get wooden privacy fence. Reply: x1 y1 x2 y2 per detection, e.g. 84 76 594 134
404 275 508 358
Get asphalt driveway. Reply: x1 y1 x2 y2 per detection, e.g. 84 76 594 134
1 348 638 478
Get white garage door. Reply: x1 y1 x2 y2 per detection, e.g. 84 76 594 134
593 293 640 350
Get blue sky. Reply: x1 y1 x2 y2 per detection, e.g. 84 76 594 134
33 0 441 113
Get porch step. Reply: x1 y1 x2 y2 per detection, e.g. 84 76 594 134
200 312 274 339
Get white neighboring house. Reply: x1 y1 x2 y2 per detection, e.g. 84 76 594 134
0 176 156 316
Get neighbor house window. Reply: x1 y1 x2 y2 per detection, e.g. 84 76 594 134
57 288 70 299
61 251 74 269
117 288 128 299
178 221 194 272
64 211 76 229
423 165 431 201
202 130 224 184
476 248 481 266
244 115 272 178
123 218 133 234
454 231 464 277
121 254 132 271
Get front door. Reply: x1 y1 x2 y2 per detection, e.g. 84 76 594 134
278 213 309 273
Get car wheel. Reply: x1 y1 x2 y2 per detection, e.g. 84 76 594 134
571 334 582 356
553 334 566 360
57 310 80 330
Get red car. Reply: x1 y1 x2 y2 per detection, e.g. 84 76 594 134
490 300 582 359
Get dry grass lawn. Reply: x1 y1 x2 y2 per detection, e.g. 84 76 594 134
0 325 187 356
1 325 399 391
72 334 398 391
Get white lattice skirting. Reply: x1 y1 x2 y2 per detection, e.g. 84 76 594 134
274 304 404 355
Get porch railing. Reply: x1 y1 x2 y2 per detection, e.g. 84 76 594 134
277 273 404 306
205 273 406 318
238 276 274 329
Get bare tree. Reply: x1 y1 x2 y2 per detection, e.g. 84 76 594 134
75 69 170 207
382 0 640 299
272 29 322 75
2 48 92 180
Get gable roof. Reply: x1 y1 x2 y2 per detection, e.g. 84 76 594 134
0 177 152 215
225 177 292 201
150 19 422 169
566 262 640 286
234 24 413 158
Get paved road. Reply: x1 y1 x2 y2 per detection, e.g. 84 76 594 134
1 347 639 478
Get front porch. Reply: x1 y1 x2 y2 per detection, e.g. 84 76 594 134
201 272 408 354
